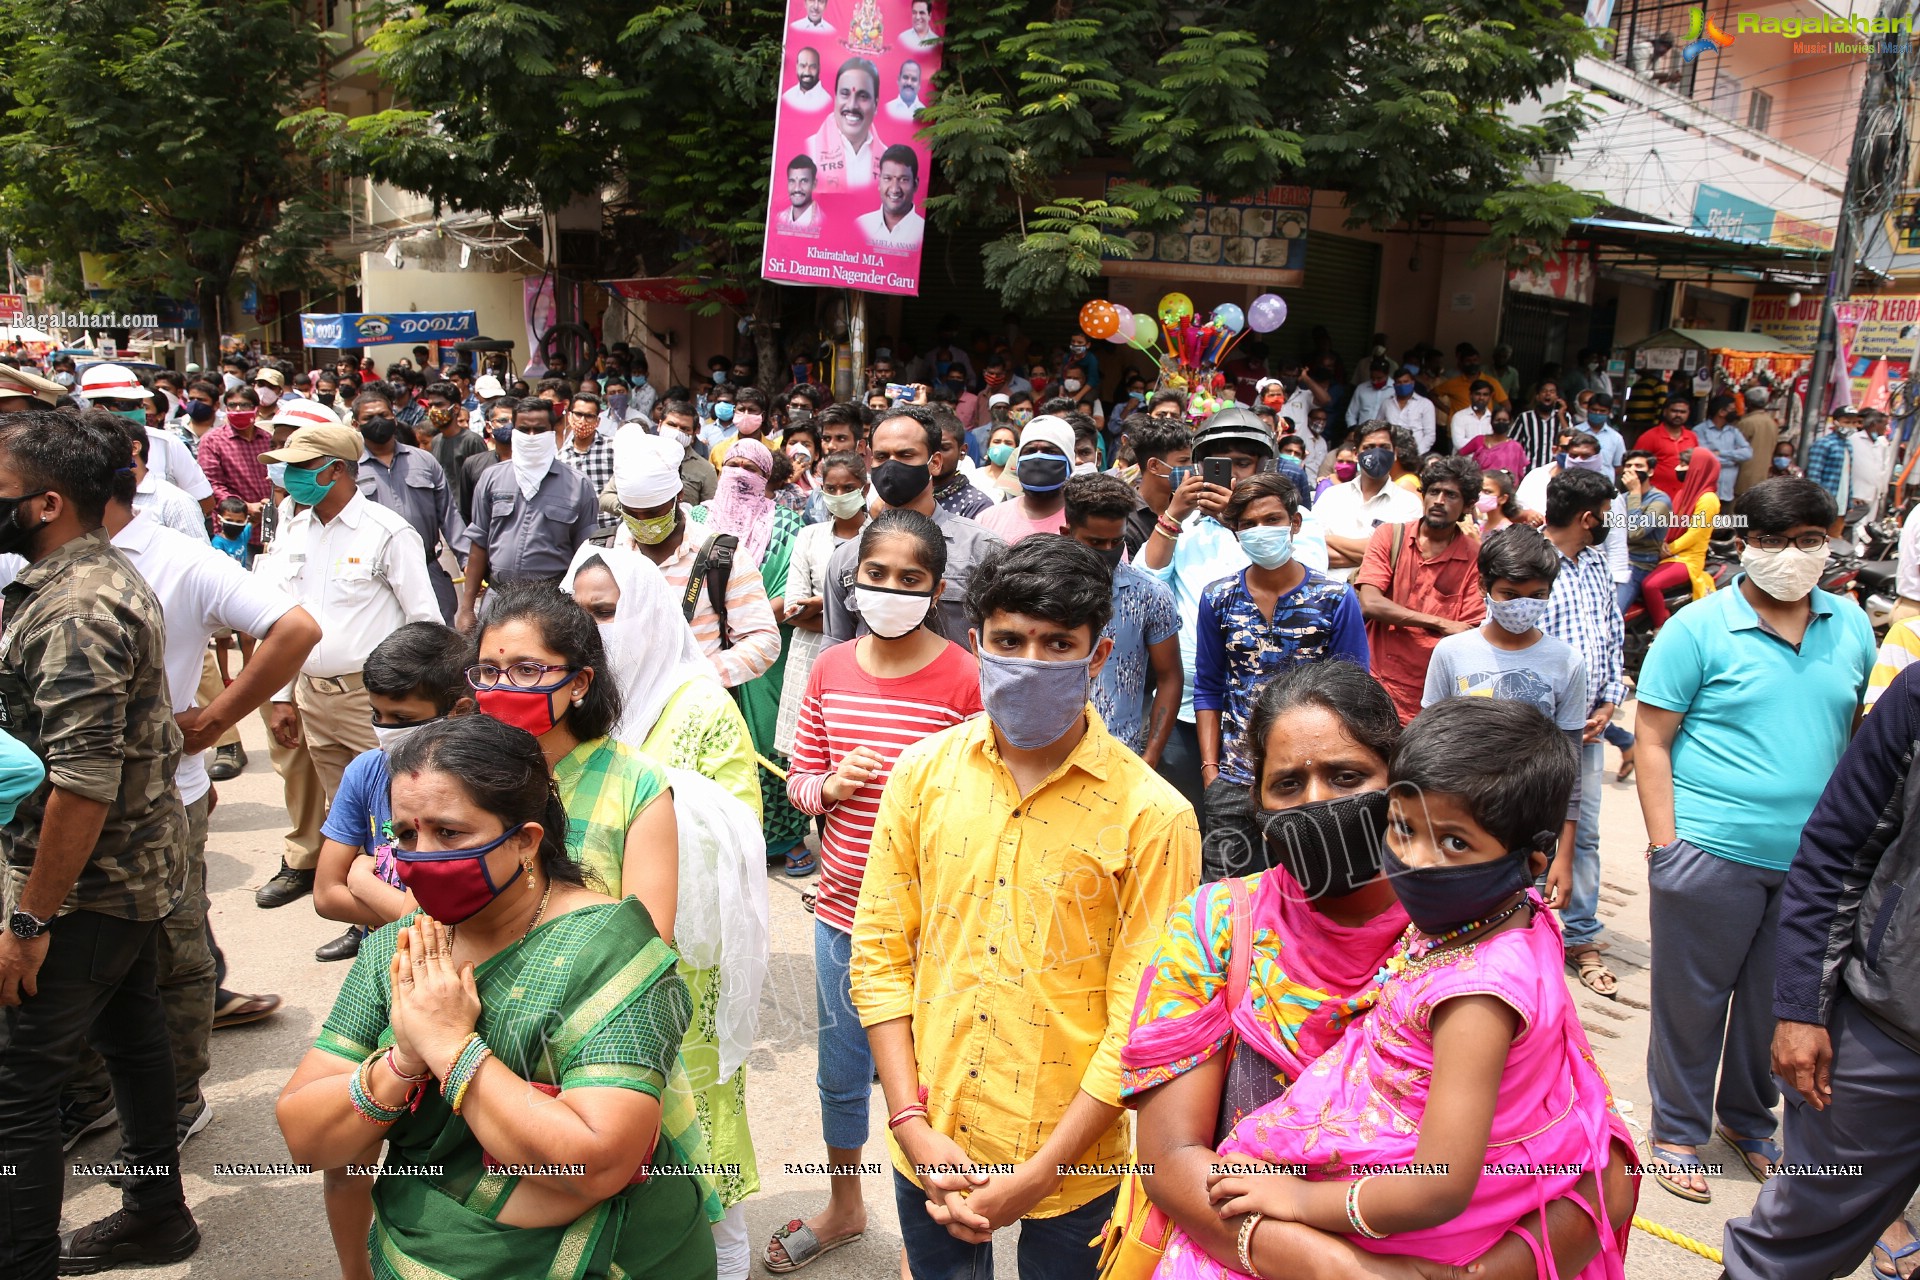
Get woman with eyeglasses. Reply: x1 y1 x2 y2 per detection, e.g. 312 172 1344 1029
468 582 680 940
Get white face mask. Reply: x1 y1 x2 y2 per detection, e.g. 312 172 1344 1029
1072 461 1098 476
512 429 558 498
257 387 279 406
823 489 867 520
374 718 444 752
855 584 934 638
1740 542 1828 602
663 427 690 450
1063 378 1084 392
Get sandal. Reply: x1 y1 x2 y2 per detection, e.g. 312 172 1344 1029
212 990 282 1029
765 1219 862 1273
1616 747 1635 781
784 846 817 877
1872 1218 1920 1278
1648 1145 1713 1203
1717 1125 1780 1182
1568 948 1618 998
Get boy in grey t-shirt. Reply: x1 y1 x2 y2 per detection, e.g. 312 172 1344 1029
1422 525 1587 902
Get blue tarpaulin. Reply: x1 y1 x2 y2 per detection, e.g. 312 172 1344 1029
300 311 478 348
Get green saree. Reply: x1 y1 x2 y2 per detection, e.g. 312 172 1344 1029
314 900 721 1280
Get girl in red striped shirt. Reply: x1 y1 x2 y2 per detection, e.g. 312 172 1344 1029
768 509 982 1273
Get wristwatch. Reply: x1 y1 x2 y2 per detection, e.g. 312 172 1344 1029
9 908 49 940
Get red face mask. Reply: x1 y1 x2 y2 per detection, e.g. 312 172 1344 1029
475 672 575 737
392 824 527 924
226 409 257 431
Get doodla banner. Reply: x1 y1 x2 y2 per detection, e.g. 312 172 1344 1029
300 311 479 348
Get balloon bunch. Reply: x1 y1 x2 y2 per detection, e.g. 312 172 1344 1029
1077 291 1290 403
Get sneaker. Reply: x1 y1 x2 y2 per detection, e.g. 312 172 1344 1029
206 742 247 781
60 1094 118 1153
178 1100 213 1147
315 927 363 962
58 1203 200 1275
255 862 314 908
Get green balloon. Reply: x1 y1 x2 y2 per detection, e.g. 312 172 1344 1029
1129 316 1159 350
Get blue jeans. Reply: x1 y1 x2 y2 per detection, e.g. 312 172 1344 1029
1562 740 1606 949
1602 721 1635 751
815 919 874 1151
893 1170 1117 1280
1617 566 1650 613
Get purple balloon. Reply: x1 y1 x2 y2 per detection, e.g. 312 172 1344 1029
1113 303 1135 343
1247 293 1288 333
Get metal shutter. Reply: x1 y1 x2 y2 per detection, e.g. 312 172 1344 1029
1274 232 1380 363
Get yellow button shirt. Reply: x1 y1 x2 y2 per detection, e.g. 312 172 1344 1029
850 706 1200 1217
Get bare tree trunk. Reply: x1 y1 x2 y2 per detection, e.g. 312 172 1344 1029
752 279 783 395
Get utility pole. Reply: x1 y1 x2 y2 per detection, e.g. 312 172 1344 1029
1799 1 1916 464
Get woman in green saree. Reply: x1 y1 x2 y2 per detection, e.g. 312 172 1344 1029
277 716 718 1280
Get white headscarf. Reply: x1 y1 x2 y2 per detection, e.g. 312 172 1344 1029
560 541 711 747
614 427 684 508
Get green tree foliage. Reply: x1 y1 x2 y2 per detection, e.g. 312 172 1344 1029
297 0 1599 320
0 0 335 348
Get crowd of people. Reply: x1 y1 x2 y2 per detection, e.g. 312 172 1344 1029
0 325 1914 1280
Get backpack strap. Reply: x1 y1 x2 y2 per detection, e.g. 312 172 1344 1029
682 531 739 651
1387 522 1406 579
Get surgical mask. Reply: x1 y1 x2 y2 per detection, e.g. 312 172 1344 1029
282 462 337 506
226 409 257 431
788 445 813 467
360 416 398 446
1587 412 1610 428
711 370 728 385
1566 454 1610 474
663 427 690 450
222 372 243 392
1072 461 1099 477
1382 842 1535 935
1334 460 1357 482
1740 542 1829 602
735 411 764 435
185 400 215 424
1394 383 1414 399
823 489 867 520
257 387 280 407
391 823 528 925
1238 525 1294 569
987 442 1015 467
632 374 647 388
1018 452 1070 494
870 458 931 506
1063 378 1084 393
266 461 288 490
373 717 445 752
219 520 250 540
713 402 735 422
1772 456 1790 470
624 508 678 545
0 491 47 558
1484 594 1550 635
855 584 934 638
1475 493 1498 514
113 406 148 424
1257 790 1389 901
476 670 577 737
975 649 1093 750
1357 447 1394 479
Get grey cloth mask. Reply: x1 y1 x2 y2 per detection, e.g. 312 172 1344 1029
976 649 1093 750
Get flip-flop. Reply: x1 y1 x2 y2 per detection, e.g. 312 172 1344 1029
765 1219 862 1273
212 991 282 1029
785 848 817 877
1716 1125 1780 1182
1872 1220 1920 1279
1648 1145 1712 1203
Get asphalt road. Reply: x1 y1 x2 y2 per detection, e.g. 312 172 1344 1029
50 708 1885 1278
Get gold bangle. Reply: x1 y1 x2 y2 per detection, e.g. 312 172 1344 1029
1237 1212 1266 1278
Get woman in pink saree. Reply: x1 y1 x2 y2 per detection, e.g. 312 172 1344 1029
1124 665 1638 1280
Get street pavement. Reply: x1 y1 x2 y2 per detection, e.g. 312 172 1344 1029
53 707 1884 1278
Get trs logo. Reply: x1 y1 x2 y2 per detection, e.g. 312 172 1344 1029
1682 7 1735 61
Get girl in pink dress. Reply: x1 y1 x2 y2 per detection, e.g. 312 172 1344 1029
1157 698 1633 1280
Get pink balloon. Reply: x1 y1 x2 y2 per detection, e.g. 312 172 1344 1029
1247 293 1288 333
1113 303 1135 343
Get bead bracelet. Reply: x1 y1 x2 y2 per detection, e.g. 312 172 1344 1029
350 1050 422 1124
443 1036 494 1115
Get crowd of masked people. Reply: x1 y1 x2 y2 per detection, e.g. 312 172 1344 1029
0 327 1914 1280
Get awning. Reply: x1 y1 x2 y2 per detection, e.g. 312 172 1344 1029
598 277 750 306
1574 217 1831 281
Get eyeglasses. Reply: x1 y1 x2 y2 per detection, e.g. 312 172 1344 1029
1747 533 1829 553
568 410 598 421
465 662 577 690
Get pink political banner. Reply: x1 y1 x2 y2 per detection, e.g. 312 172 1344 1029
760 0 944 296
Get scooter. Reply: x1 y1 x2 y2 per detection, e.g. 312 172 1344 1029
1621 533 1740 678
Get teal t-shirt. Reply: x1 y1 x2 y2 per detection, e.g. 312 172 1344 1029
1637 577 1874 869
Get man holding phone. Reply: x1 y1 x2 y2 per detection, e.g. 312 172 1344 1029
1138 407 1328 815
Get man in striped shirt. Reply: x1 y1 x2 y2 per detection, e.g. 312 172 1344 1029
1510 378 1573 471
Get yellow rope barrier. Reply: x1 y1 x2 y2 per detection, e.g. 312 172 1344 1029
1632 1215 1723 1265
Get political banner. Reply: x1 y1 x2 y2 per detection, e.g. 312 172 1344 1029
760 0 944 296
299 311 478 348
